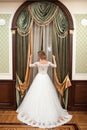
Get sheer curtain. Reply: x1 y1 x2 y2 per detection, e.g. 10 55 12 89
31 22 53 80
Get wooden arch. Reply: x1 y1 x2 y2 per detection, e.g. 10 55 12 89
11 0 74 82
12 0 74 29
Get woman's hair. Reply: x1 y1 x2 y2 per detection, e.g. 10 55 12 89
38 50 47 60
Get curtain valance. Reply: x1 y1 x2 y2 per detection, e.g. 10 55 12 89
16 7 68 39
17 8 32 34
53 9 68 38
28 2 58 26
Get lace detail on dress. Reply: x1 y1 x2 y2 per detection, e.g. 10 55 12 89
17 111 72 128
30 61 56 74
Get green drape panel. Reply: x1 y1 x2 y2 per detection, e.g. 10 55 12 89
16 8 32 82
16 33 30 106
16 33 29 82
53 8 69 83
53 8 69 88
53 35 69 82
16 8 32 106
52 8 69 108
52 33 69 108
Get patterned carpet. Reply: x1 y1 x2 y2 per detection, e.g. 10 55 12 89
0 123 80 130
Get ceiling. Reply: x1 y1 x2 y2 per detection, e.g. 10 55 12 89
0 0 87 2
0 0 25 2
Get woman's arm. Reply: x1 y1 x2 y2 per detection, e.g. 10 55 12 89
29 55 38 67
49 55 57 68
29 55 32 64
52 55 57 67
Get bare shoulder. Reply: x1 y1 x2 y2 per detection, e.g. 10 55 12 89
39 60 48 64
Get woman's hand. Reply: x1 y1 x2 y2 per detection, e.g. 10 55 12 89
29 55 32 60
29 54 32 64
52 55 57 67
52 55 55 60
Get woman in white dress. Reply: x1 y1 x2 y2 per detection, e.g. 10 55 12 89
16 50 72 128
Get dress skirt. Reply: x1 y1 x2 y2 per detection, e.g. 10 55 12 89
16 73 72 128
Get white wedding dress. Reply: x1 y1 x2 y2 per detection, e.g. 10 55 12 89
16 61 72 128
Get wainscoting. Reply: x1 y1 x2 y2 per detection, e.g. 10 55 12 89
0 80 87 111
0 80 16 110
68 80 87 111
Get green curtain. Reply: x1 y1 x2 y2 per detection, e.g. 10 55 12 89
16 8 32 106
16 33 29 82
52 34 69 82
52 8 69 108
16 8 32 82
16 34 30 106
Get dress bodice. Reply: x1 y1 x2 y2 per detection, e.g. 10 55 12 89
38 63 49 74
30 61 56 74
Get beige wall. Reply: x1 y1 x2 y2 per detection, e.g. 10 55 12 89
0 2 22 79
60 0 87 80
60 0 87 13
0 1 87 80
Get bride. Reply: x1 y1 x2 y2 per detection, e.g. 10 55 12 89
16 50 72 128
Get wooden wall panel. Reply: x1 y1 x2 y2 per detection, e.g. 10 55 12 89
0 80 16 110
68 81 87 111
0 80 87 111
75 85 87 104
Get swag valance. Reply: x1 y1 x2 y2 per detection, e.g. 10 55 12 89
17 2 68 38
28 2 58 26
